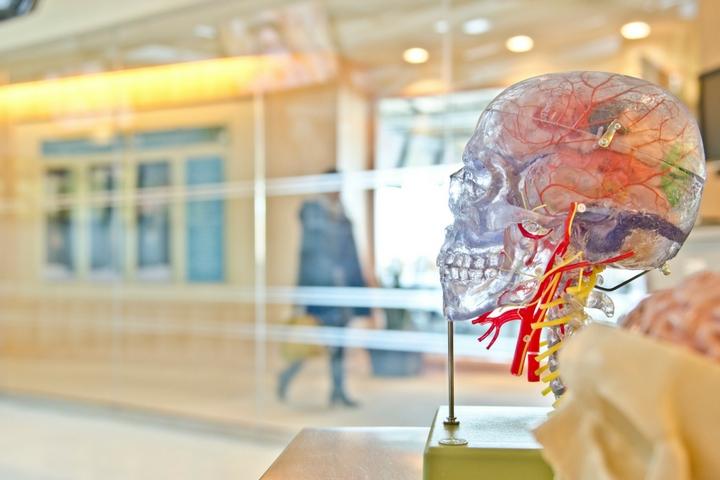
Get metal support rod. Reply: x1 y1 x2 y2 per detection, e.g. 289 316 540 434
444 320 459 425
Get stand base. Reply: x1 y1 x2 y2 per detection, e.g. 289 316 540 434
423 406 553 480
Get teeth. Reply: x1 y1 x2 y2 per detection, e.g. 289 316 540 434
470 270 485 280
439 251 505 283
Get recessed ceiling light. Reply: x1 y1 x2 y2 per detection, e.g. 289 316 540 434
678 2 698 19
403 47 429 64
505 35 534 53
463 17 492 35
194 24 217 39
434 20 449 34
620 21 651 40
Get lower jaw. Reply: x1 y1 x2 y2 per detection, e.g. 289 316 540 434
443 292 495 321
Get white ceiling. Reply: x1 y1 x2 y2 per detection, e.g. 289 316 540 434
0 0 209 53
0 0 701 98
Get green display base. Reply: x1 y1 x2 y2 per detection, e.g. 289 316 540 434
423 406 553 480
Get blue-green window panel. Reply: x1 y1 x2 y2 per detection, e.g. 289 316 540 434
42 137 124 157
185 155 225 283
90 206 123 274
137 161 171 188
134 127 225 150
137 161 171 272
42 126 225 157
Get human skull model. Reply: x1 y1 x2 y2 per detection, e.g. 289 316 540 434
437 71 705 390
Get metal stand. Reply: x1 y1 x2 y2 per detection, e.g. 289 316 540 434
440 320 467 446
444 320 459 425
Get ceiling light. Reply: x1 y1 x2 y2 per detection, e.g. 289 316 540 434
620 21 651 40
194 24 217 39
505 35 534 53
403 47 429 64
463 17 492 35
434 20 449 34
678 2 698 19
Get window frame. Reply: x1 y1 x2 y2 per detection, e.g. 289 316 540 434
39 124 231 284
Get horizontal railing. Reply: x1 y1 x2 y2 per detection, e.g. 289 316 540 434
0 309 514 361
36 165 459 210
0 284 444 310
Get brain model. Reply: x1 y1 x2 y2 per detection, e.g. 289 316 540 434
622 271 720 362
437 71 705 397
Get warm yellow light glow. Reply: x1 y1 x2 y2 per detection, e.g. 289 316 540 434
403 47 429 64
620 21 651 40
505 35 534 53
0 54 333 122
402 78 448 96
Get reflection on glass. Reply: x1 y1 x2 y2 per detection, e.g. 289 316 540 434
0 2 701 473
186 156 224 282
278 187 369 406
375 90 499 169
137 161 171 280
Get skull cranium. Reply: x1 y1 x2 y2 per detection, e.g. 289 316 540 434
438 71 705 322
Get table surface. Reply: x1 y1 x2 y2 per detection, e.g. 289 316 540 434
261 427 428 480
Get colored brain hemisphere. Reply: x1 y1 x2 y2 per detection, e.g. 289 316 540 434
474 72 705 267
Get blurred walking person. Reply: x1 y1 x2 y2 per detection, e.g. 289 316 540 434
277 171 369 407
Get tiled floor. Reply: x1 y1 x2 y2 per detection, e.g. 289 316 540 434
0 350 549 478
0 397 284 480
0 353 548 428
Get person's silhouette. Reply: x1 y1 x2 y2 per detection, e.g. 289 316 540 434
278 171 369 407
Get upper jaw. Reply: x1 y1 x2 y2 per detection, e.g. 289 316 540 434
438 245 507 320
438 251 502 284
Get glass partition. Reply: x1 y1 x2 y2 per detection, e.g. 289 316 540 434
0 0 708 476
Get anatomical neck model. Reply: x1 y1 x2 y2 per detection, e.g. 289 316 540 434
473 202 625 399
437 71 706 399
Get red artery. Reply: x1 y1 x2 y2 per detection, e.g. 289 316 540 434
472 203 634 381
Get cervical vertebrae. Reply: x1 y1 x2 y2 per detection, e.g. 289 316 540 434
473 203 625 399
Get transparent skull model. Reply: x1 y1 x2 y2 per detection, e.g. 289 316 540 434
437 71 705 396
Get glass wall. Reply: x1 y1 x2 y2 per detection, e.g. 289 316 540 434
0 0 711 475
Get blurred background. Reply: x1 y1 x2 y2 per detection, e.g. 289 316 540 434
0 0 719 478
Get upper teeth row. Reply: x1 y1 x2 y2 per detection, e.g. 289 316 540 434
441 266 498 282
441 252 501 269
